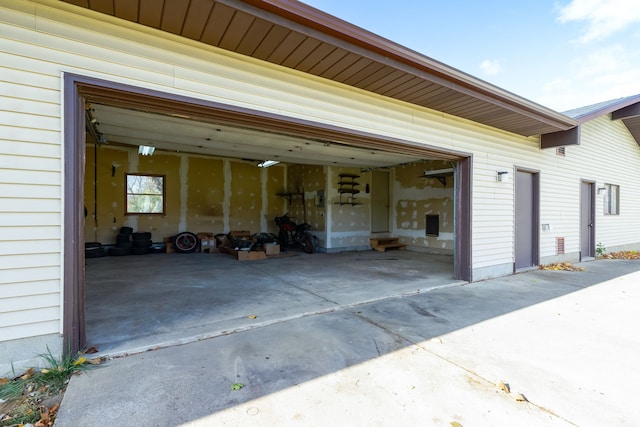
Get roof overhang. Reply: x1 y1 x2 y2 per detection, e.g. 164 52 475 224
543 95 640 148
59 0 577 137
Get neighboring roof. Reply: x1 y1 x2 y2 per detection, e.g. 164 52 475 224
563 95 640 146
564 95 640 121
58 0 577 137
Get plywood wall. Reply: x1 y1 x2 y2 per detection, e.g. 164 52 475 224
394 160 454 253
84 144 285 243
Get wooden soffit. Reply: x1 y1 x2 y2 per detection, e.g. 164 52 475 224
60 0 576 137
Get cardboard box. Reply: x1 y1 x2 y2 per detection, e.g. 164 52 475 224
226 248 267 261
264 243 280 256
197 232 215 253
163 237 175 254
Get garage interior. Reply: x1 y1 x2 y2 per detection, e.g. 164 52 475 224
78 83 467 357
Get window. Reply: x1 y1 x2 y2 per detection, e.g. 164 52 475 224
126 174 165 214
604 184 619 215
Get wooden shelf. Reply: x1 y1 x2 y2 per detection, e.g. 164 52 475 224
277 192 304 205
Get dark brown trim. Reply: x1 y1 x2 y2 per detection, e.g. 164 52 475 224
540 126 580 148
63 73 475 348
454 156 472 282
514 167 540 272
579 180 596 260
62 73 87 356
236 0 576 133
612 102 640 120
574 96 640 123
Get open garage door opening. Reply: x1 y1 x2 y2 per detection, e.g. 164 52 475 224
64 75 472 356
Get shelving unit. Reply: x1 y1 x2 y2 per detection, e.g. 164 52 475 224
335 173 361 205
277 190 306 222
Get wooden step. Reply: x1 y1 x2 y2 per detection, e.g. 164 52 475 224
370 238 407 252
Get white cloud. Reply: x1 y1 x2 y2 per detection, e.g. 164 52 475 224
479 59 502 76
558 0 640 43
537 45 640 111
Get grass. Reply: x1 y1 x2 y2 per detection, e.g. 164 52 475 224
0 348 98 426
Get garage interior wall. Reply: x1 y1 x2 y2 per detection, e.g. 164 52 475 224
394 161 455 254
84 143 288 242
85 143 455 253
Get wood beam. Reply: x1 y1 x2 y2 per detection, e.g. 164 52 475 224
612 102 640 120
540 126 580 149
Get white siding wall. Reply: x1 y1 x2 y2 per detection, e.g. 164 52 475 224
2 0 640 368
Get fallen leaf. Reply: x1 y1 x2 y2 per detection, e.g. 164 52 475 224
86 357 102 365
0 378 9 385
20 367 35 380
498 381 510 394
514 392 528 402
450 422 463 427
50 402 60 414
73 357 87 366
83 346 99 354
248 315 257 319
231 383 245 391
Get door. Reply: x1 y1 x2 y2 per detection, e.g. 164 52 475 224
580 181 595 259
515 169 539 270
371 171 390 233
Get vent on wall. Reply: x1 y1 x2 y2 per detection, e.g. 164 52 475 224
556 237 565 255
426 214 439 236
556 147 566 157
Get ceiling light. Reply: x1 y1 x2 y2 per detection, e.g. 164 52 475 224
258 160 279 168
138 145 155 156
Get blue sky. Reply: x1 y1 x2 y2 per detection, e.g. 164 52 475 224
301 0 640 112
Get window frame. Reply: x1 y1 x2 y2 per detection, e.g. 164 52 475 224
604 183 620 215
125 173 166 215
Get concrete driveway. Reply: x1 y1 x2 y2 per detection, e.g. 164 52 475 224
57 257 640 426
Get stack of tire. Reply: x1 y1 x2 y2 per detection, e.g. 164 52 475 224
131 231 153 255
109 226 134 256
85 242 106 258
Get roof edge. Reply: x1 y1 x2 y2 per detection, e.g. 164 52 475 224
568 94 640 123
241 0 577 132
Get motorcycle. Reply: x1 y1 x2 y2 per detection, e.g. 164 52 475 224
275 213 315 254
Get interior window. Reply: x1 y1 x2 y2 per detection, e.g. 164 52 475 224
126 174 165 214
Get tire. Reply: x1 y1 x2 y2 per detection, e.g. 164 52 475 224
301 233 315 254
132 232 152 240
109 246 132 256
173 231 198 253
132 239 152 248
85 246 106 258
117 240 133 248
119 226 133 235
116 233 131 244
132 247 150 255
85 242 102 249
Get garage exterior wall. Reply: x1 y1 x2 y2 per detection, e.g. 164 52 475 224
3 0 640 371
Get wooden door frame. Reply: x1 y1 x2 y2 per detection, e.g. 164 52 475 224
580 180 596 260
63 74 475 354
514 167 540 272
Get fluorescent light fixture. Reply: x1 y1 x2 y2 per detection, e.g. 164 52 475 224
138 145 155 156
258 160 279 168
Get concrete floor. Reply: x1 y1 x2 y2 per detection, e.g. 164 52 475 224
61 258 640 426
85 249 459 357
